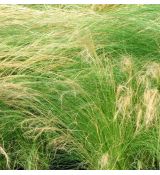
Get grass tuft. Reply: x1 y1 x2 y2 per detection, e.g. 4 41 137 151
0 4 159 170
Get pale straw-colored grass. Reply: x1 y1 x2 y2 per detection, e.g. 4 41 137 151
0 145 10 169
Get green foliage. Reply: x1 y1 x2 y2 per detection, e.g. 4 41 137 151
0 5 159 170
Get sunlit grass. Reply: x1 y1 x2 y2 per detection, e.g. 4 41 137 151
0 5 159 170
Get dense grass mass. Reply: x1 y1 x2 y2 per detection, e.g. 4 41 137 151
0 5 160 170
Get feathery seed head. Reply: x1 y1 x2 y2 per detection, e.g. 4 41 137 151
143 88 160 127
98 152 109 169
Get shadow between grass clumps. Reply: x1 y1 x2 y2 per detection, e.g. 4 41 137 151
49 150 88 170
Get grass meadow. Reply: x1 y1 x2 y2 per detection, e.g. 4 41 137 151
0 4 160 170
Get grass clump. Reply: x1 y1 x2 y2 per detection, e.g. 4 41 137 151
0 5 159 170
